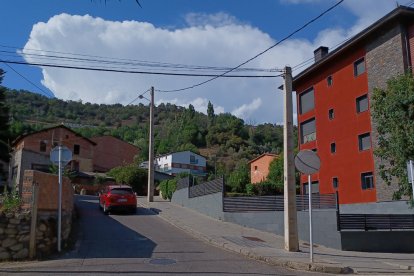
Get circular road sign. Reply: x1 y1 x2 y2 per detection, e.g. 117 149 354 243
50 146 73 165
294 150 321 175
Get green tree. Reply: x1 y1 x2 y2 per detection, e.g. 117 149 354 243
0 69 11 180
107 164 147 193
207 101 215 120
267 156 284 190
227 161 249 193
371 73 414 200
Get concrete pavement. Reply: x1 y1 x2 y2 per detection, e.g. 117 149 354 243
137 196 414 275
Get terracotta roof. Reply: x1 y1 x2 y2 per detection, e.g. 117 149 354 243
12 124 96 146
248 153 278 164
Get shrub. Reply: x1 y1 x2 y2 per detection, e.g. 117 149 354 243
159 179 177 201
0 189 21 213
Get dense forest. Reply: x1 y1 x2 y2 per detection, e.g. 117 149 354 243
4 88 297 180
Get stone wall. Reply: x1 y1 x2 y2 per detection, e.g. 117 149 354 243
366 23 408 201
0 170 74 261
0 210 72 260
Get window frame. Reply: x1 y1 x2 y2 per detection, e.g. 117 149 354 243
354 57 365 77
73 144 80 155
300 118 316 144
328 108 334 120
356 94 369 113
358 132 371 151
327 75 333 86
332 177 338 189
361 172 374 190
330 142 336 154
299 87 315 115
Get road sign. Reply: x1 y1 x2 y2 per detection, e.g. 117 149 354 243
294 150 321 263
294 150 321 175
50 146 72 165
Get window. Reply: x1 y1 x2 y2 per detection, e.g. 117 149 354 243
311 148 317 152
73 144 80 155
354 58 365 76
356 94 369 113
332 177 338 189
358 133 371 151
31 164 50 173
327 75 333 86
330 142 336 153
299 88 314 114
328 109 334 120
39 141 46 152
361 172 374 189
303 181 320 194
254 166 258 171
190 155 198 164
300 118 316 144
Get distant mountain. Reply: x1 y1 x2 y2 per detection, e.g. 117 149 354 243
5 88 293 178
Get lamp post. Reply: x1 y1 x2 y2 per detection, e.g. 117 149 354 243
140 87 155 202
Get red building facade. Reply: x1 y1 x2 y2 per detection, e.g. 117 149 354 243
293 7 414 204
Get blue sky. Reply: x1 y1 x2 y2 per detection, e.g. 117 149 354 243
0 0 407 124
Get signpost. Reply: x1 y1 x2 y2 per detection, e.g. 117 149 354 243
294 150 321 263
50 146 72 252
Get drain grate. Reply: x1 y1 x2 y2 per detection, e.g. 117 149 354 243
149 258 177 265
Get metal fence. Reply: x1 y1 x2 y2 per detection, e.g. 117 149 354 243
223 194 337 212
189 177 223 198
176 177 190 190
338 214 414 231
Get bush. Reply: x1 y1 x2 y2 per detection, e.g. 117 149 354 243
0 189 21 212
245 181 283 196
159 179 177 201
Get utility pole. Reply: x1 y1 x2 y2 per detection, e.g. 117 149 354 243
283 66 299 252
147 87 155 202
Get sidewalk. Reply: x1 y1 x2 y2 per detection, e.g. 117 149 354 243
137 196 414 275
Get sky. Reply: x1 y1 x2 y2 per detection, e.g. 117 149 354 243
0 0 410 124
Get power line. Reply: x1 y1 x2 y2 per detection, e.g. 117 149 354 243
1 62 54 98
156 0 344 93
0 59 279 78
127 88 150 106
0 45 277 73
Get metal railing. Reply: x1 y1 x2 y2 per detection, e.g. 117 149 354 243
189 177 223 198
223 194 336 212
338 214 414 231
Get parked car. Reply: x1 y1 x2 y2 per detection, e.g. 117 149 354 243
99 185 137 214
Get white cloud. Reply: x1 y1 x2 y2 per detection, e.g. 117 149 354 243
184 12 241 27
232 98 262 120
23 1 399 124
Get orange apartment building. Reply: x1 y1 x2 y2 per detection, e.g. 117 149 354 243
292 6 414 204
249 153 278 184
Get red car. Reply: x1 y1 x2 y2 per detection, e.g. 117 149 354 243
99 185 137 214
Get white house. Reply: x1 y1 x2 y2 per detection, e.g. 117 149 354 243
155 151 207 176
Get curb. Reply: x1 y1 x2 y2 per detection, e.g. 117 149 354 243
138 203 353 274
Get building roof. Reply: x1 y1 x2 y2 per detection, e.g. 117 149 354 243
12 124 96 147
248 153 278 164
91 135 140 150
293 6 414 89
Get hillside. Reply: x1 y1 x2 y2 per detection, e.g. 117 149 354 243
5 88 295 178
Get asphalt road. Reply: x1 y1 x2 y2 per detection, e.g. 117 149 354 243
0 195 328 276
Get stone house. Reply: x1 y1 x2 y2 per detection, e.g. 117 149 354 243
8 125 96 194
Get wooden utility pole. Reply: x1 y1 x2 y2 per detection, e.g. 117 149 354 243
147 87 155 202
283 66 299 252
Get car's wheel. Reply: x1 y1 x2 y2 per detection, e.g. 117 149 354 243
103 203 109 215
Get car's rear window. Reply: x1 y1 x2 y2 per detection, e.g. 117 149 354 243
110 188 133 195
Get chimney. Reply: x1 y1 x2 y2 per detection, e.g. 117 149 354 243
314 46 329 63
